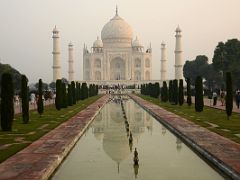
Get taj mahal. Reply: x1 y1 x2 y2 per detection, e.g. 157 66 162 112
52 7 183 85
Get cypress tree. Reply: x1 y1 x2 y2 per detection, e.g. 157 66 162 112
195 76 204 112
96 85 98 95
68 84 73 106
173 79 178 105
79 83 82 99
225 72 233 119
62 82 67 108
55 79 62 110
71 81 76 104
161 81 168 102
179 79 184 106
168 80 173 103
186 78 192 106
81 82 89 99
1 73 14 131
154 82 160 98
37 79 44 115
21 75 29 124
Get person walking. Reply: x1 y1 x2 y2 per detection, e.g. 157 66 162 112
213 91 218 106
220 91 225 106
236 91 240 109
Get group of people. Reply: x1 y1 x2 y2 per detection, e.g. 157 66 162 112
212 90 240 109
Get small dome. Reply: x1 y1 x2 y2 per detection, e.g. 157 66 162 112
101 10 133 42
132 36 143 47
93 37 103 47
176 25 181 32
53 25 59 33
68 42 73 47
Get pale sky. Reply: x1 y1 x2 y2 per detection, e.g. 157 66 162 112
0 0 239 83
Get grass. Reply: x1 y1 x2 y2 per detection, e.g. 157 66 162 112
138 95 240 144
0 95 102 163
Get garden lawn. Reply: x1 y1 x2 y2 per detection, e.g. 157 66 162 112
139 95 240 144
0 95 101 163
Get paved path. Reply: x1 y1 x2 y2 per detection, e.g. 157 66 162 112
130 94 240 180
190 96 240 113
14 100 55 115
0 95 109 180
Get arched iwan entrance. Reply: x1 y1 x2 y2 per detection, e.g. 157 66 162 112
110 57 125 80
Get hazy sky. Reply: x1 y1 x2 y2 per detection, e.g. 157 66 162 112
0 0 239 83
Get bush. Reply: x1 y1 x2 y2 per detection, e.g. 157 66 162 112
1 72 14 131
195 76 204 112
21 75 29 123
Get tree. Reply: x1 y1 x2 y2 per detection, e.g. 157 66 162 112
173 79 178 105
183 55 222 89
168 80 173 103
1 73 14 131
179 79 184 105
186 78 192 106
0 63 21 92
71 81 76 104
81 83 88 100
35 82 48 91
154 82 160 98
37 79 44 115
161 81 168 102
225 72 233 119
21 75 29 123
61 82 67 108
68 84 73 106
195 76 204 112
212 39 240 89
55 79 62 110
49 82 56 90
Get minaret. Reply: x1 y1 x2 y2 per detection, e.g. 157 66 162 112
174 25 183 80
52 26 61 82
160 41 167 81
68 42 74 82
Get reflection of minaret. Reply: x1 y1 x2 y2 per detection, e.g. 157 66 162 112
160 41 167 81
52 26 61 82
174 25 183 80
162 125 166 135
176 138 182 152
68 42 74 82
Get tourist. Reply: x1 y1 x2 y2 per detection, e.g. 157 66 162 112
220 91 225 106
236 91 240 109
212 91 218 106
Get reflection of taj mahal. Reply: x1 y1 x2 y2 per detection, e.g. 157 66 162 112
83 8 152 81
91 98 153 165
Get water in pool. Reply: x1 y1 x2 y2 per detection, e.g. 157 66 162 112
52 96 224 180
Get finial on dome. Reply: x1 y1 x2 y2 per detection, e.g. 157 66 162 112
116 5 118 16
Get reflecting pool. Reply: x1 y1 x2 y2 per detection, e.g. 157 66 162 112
52 96 224 180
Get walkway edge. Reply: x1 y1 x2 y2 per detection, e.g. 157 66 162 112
129 94 240 180
0 95 109 180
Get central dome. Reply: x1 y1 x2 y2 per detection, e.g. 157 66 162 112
101 11 133 43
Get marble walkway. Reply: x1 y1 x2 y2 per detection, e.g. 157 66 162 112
0 95 109 180
130 94 240 180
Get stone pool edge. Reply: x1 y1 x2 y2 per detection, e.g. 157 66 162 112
129 94 240 180
0 95 109 180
